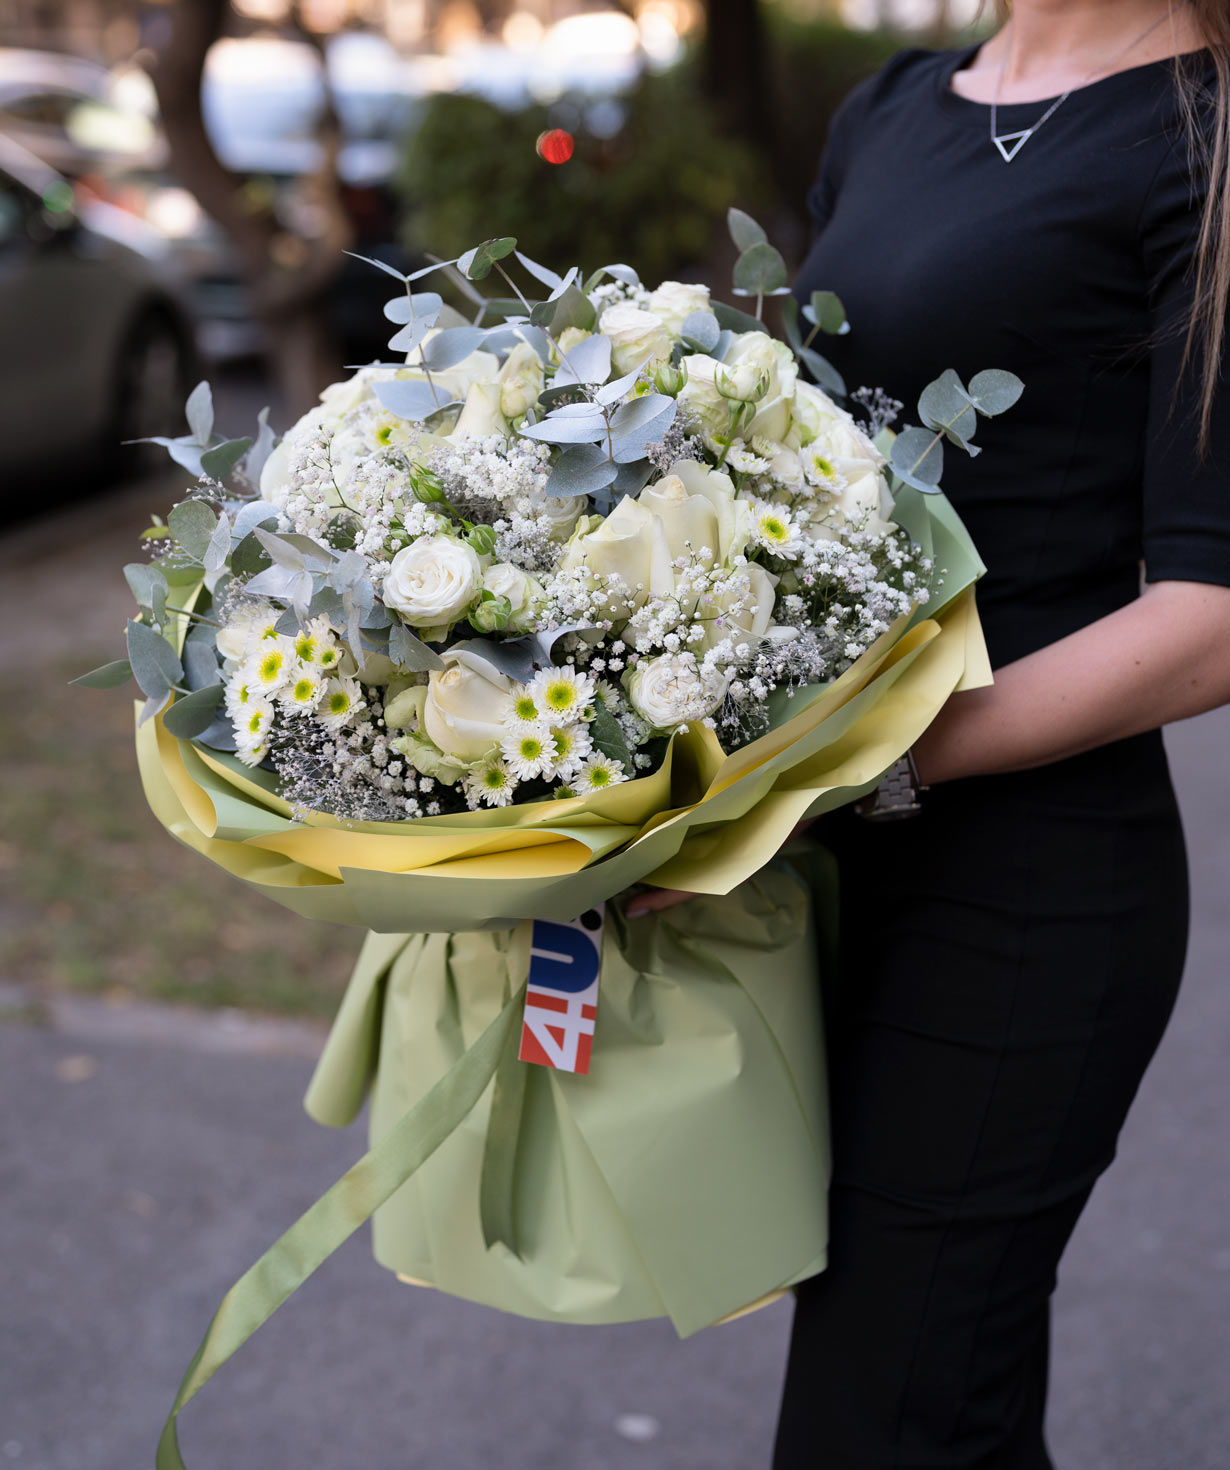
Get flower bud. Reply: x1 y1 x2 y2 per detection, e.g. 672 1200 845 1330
465 523 498 558
651 360 688 397
469 592 513 633
409 465 446 504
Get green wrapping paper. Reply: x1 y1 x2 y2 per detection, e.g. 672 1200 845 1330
304 858 832 1336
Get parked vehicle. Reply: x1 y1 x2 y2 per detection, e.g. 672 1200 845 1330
0 134 195 495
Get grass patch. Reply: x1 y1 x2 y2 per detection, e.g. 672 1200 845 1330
0 659 361 1017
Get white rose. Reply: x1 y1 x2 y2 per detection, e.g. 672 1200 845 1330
318 365 392 419
598 303 673 376
637 473 722 565
482 562 544 634
422 649 515 763
790 379 875 454
451 380 510 441
833 467 895 535
647 280 711 337
669 459 753 563
383 534 483 629
498 342 545 420
625 652 728 731
696 561 778 651
521 485 588 542
677 354 738 438
560 498 676 621
723 332 798 402
553 326 592 362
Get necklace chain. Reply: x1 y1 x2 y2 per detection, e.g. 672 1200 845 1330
989 8 1178 162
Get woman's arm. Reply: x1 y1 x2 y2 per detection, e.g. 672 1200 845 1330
627 580 1230 916
912 579 1230 785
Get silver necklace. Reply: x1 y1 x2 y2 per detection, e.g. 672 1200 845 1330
989 9 1175 162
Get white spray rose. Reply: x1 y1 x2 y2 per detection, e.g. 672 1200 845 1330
422 649 515 763
625 653 729 731
383 534 483 629
521 485 588 542
790 379 877 455
482 562 544 634
451 380 510 441
676 354 740 439
598 303 673 376
647 280 711 337
560 498 676 620
498 342 545 420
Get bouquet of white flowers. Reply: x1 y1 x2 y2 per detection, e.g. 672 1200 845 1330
78 212 1014 1470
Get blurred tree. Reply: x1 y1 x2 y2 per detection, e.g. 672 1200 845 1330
148 0 350 415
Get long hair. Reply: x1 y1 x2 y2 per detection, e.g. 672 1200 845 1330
983 2 1229 453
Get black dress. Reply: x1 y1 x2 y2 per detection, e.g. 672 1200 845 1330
775 46 1230 1469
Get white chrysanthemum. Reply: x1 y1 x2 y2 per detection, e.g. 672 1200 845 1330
294 616 340 669
801 444 844 490
504 686 546 727
724 441 771 476
747 498 806 560
317 676 365 730
463 756 519 809
500 727 554 781
281 668 323 712
549 722 593 778
234 698 275 767
242 636 296 694
224 675 255 717
573 753 628 793
529 666 596 723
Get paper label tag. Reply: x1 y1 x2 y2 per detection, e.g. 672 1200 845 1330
518 905 605 1075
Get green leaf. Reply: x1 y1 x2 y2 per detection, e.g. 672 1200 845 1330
231 530 273 577
966 368 1025 416
807 290 848 336
383 291 444 324
780 296 802 353
162 682 225 739
200 437 253 482
126 619 183 700
589 701 631 769
798 346 846 398
183 637 221 691
388 621 446 672
727 207 767 253
711 301 765 335
541 282 596 335
459 236 517 280
124 561 169 613
680 309 721 354
545 443 618 498
343 249 408 283
918 368 977 447
890 426 944 493
70 659 133 690
185 381 213 447
167 500 216 561
732 242 788 297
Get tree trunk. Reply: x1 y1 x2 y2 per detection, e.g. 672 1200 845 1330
148 0 350 419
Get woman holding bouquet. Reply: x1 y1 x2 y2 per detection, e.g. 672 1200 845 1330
632 0 1230 1462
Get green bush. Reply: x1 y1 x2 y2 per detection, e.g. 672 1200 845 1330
395 62 761 283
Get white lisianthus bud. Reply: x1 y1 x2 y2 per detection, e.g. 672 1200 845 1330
647 280 711 336
423 650 515 763
497 342 545 420
451 380 510 441
383 534 483 629
560 498 676 621
598 303 673 376
482 562 544 634
625 652 729 731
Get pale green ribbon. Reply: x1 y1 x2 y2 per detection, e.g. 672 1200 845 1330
156 984 526 1470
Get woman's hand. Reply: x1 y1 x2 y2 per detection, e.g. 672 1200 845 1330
624 887 694 919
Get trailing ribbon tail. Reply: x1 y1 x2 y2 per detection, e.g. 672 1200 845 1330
156 985 527 1470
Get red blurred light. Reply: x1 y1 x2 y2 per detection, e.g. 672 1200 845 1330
537 129 575 165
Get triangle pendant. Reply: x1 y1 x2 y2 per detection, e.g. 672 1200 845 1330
993 129 1033 163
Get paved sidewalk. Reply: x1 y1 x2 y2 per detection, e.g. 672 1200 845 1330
3 707 1228 1470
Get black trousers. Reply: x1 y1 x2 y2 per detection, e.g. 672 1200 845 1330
773 733 1188 1469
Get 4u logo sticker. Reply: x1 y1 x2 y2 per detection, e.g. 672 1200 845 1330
518 905 604 1075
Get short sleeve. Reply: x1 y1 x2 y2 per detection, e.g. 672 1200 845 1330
1139 116 1230 587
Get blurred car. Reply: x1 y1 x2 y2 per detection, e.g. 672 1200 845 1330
0 134 195 491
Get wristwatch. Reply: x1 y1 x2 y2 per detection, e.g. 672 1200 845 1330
854 750 928 821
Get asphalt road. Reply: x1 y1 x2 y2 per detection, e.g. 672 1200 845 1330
2 459 1228 1469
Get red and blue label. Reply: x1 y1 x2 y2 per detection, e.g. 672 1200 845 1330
518 905 605 1075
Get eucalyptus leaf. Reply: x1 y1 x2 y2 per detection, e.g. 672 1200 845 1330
589 701 631 768
344 250 408 283
611 457 656 497
555 333 611 386
388 317 433 355
918 368 978 446
231 530 273 577
375 378 454 422
541 283 596 335
727 207 767 253
890 426 944 492
780 295 803 353
70 659 133 690
594 363 647 406
388 621 446 672
244 564 314 613
126 619 183 700
514 251 564 291
421 326 488 370
459 237 517 281
732 242 788 296
124 561 169 613
545 443 618 498
798 346 846 397
185 380 213 447
192 714 239 752
546 266 581 301
200 437 253 482
519 404 608 445
183 637 221 691
448 637 539 685
592 263 640 288
167 500 216 561
203 510 232 591
711 301 765 335
137 692 171 728
243 408 277 487
680 310 721 353
383 291 444 324
162 683 225 739
966 368 1025 416
807 290 848 335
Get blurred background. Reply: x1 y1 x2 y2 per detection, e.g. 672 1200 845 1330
5 7 1229 1470
0 0 982 1021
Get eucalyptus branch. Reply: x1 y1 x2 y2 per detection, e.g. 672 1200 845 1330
405 278 444 409
165 606 223 627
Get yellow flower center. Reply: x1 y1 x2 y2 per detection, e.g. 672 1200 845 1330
589 766 611 787
257 651 284 683
514 695 539 721
518 736 544 760
544 681 576 712
327 691 349 716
